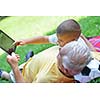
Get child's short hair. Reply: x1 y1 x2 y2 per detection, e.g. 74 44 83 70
57 19 81 35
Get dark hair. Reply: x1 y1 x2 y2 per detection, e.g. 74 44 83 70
57 19 81 35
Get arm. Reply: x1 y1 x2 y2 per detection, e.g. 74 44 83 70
7 53 25 83
15 36 50 46
80 34 97 52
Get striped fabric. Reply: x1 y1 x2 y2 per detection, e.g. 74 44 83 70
88 36 100 52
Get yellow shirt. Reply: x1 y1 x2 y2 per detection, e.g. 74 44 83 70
22 46 74 83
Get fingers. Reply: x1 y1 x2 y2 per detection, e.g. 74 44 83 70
7 54 13 64
11 52 20 61
7 54 12 60
11 52 16 56
14 40 25 46
13 41 21 46
7 53 20 68
16 54 20 61
13 41 19 46
7 52 20 62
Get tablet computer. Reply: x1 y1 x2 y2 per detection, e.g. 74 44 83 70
0 30 16 55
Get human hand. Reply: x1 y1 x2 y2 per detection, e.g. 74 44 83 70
14 40 26 46
7 52 20 69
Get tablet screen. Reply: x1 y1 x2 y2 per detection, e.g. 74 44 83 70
0 30 16 55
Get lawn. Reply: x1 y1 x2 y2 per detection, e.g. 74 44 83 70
0 16 100 83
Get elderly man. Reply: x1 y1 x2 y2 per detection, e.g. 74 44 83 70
1 41 99 83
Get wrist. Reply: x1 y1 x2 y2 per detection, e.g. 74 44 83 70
10 63 18 70
12 65 19 71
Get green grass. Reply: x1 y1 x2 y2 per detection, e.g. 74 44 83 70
79 16 100 37
0 16 100 83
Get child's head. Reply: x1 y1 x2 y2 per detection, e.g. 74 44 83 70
56 19 81 47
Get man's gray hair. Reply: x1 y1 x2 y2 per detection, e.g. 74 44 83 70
60 41 92 75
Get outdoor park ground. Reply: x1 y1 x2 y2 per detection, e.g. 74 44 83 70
0 16 100 83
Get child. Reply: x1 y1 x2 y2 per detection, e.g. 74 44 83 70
15 19 99 61
15 19 96 51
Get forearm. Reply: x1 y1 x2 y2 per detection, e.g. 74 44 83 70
23 36 50 44
7 53 25 83
80 34 97 52
12 66 25 83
